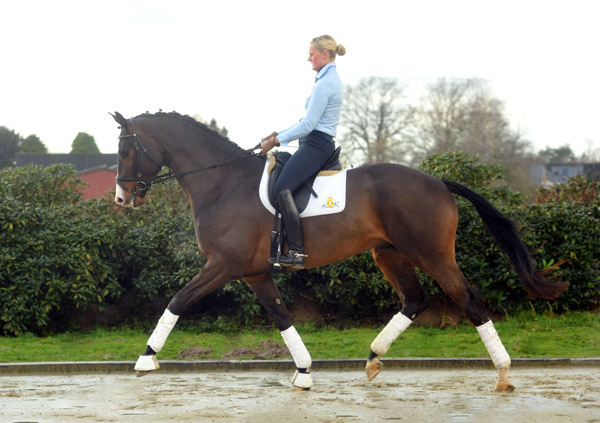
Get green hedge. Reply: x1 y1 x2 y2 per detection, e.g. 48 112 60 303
0 156 598 335
418 153 600 314
0 166 121 335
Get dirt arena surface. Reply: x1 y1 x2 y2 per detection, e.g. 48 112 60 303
1 367 599 423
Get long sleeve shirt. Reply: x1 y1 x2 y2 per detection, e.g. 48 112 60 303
277 62 343 146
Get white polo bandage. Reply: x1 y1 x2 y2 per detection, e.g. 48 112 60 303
147 309 179 353
477 320 511 369
281 326 312 369
371 312 412 356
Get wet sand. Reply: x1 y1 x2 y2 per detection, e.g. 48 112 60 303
1 367 599 422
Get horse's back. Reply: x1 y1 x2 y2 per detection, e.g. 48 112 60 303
346 162 459 250
350 162 455 207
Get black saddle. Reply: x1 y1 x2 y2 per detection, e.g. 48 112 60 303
267 146 342 213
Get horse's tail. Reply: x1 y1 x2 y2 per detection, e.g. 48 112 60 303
442 180 568 300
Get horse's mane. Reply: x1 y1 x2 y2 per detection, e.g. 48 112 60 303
135 111 248 153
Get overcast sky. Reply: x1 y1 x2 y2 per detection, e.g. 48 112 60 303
1 0 598 157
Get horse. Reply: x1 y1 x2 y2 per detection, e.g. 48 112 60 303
111 111 567 392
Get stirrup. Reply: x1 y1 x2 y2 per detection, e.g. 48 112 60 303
278 250 307 269
267 255 282 269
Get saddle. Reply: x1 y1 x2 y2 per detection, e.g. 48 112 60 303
267 146 343 213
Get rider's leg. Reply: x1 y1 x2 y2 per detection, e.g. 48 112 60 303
273 135 334 269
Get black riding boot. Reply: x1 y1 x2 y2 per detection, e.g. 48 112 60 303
277 189 306 269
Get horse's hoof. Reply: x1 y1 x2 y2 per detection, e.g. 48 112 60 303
366 359 383 382
134 354 159 378
291 370 314 390
495 382 516 393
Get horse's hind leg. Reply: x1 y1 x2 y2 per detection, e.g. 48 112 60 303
425 258 515 392
367 246 431 382
244 274 313 390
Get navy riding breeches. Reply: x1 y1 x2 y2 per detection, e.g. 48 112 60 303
274 130 336 196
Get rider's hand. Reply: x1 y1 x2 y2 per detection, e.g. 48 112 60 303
261 132 279 155
261 131 278 142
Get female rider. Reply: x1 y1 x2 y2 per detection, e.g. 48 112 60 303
261 34 346 269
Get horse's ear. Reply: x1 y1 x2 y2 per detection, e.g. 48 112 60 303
109 111 129 128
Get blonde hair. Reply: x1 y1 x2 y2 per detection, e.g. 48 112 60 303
311 35 346 61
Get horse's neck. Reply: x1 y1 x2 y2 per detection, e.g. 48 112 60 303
167 136 232 170
163 131 262 209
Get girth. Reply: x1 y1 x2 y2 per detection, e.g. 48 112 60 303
267 146 342 213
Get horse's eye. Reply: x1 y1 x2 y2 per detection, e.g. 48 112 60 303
118 139 132 157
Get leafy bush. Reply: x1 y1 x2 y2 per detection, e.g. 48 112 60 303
279 154 598 320
280 253 398 325
522 177 600 311
275 153 599 322
0 164 84 205
1 156 598 335
0 166 120 335
418 153 600 314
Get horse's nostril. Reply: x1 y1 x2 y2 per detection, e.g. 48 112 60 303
116 196 124 204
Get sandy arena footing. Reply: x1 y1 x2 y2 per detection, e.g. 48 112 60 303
1 365 599 423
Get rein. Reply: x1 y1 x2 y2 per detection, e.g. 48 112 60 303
116 117 261 197
157 146 261 183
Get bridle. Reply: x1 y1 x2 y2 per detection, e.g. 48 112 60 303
116 117 261 199
115 117 166 198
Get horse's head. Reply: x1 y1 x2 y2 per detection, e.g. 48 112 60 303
111 112 165 207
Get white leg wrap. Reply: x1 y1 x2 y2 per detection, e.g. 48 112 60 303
477 320 511 369
134 354 160 371
281 326 312 370
147 309 179 354
371 312 412 356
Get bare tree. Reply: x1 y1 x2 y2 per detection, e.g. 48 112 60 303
414 78 477 159
579 139 600 163
339 77 416 164
538 144 577 163
414 78 534 192
463 92 530 162
415 78 530 160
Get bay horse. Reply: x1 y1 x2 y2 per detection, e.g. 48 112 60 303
111 111 566 392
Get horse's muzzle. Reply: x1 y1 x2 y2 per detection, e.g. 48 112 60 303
115 183 145 207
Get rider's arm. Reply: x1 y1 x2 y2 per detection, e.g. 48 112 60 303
277 81 331 146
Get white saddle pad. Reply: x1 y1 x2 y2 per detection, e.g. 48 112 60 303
258 157 348 218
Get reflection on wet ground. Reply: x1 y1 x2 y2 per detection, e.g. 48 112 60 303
1 368 599 422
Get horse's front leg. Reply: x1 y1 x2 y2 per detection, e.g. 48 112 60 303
244 274 314 390
134 258 232 376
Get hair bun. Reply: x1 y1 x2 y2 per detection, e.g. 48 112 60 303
336 44 346 56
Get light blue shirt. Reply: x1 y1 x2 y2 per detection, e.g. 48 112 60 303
277 62 343 146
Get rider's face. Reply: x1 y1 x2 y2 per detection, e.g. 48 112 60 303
308 44 330 72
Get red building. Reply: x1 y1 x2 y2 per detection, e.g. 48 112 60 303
14 154 118 199
76 166 117 200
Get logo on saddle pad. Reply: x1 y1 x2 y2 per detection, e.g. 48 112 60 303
259 153 348 218
322 196 340 210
